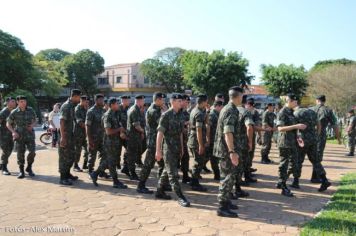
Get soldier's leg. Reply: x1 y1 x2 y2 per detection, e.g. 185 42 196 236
190 148 207 191
348 134 355 154
126 139 139 179
82 139 89 163
16 141 26 174
247 135 256 170
116 142 123 169
261 132 272 163
87 145 98 173
139 146 156 183
1 139 14 175
210 148 220 180
180 144 191 182
74 137 82 165
278 148 294 196
23 137 36 176
288 147 302 188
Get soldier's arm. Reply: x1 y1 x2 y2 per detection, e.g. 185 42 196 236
132 110 145 133
195 113 204 152
75 107 85 129
6 112 16 134
206 114 211 146
85 111 94 143
317 121 321 135
104 115 123 136
155 114 167 161
59 105 69 141
277 112 306 132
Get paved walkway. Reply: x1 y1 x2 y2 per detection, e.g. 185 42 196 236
0 142 355 236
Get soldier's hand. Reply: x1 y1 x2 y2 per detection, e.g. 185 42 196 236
265 127 272 132
89 140 95 150
26 125 33 132
120 132 127 140
198 145 205 155
60 138 67 148
248 142 253 151
230 152 239 166
12 132 19 140
141 133 145 140
297 124 307 130
155 151 162 161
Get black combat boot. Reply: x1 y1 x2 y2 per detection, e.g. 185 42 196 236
276 181 283 189
82 160 88 170
113 179 128 189
68 172 79 181
25 163 35 177
212 167 220 181
235 184 249 198
182 171 191 184
310 170 322 183
99 171 112 179
289 178 300 189
121 165 131 177
17 165 25 179
244 172 257 183
227 200 238 210
176 190 190 207
191 178 208 192
73 163 82 172
281 183 294 197
59 173 72 186
2 164 11 175
345 152 354 157
202 165 212 174
137 181 153 194
217 202 238 218
129 170 139 181
89 171 99 186
318 174 331 192
155 188 172 200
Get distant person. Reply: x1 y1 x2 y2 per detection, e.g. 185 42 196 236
48 103 61 148
345 109 355 157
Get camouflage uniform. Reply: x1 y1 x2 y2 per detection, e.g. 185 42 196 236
0 108 14 166
346 114 356 154
180 109 190 175
7 106 36 166
213 102 243 204
276 107 298 184
261 110 276 159
312 104 336 161
117 104 129 167
236 106 254 181
126 104 145 174
247 109 260 170
86 105 106 172
206 108 221 177
58 99 76 176
157 108 184 195
139 103 164 182
188 107 207 180
291 108 326 178
74 104 89 166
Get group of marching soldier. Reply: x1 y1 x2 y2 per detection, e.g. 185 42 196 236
0 86 355 218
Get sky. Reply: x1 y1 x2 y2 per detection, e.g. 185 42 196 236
1 0 355 84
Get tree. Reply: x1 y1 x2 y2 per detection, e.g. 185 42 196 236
260 64 308 98
307 63 356 114
62 49 105 96
181 50 253 98
140 47 186 92
6 89 37 109
35 48 70 62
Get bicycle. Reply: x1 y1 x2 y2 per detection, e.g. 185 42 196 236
39 122 52 145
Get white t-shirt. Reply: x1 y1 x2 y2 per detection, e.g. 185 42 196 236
49 111 60 129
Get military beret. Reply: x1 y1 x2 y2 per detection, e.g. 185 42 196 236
267 103 274 107
182 94 191 101
348 109 354 114
94 94 104 100
247 98 255 105
153 92 166 100
196 94 208 103
5 96 15 102
71 89 82 96
16 95 27 101
215 93 224 98
171 93 183 100
229 86 244 93
80 95 88 100
213 101 224 106
120 95 131 99
135 94 145 99
108 97 117 105
287 93 298 101
316 95 326 102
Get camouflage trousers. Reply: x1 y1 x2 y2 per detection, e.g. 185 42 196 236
240 149 250 179
217 153 242 204
348 134 355 154
74 135 89 164
16 136 36 166
157 149 182 196
278 147 298 183
0 138 14 165
289 144 326 179
247 133 256 170
261 131 273 158
180 143 190 173
205 145 220 175
58 134 75 175
190 147 207 179
317 132 327 162
139 146 164 182
126 135 142 172
88 138 106 172
96 140 121 181
117 138 127 167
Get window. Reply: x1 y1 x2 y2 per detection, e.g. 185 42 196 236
98 77 108 85
116 76 122 83
144 77 149 84
132 75 137 81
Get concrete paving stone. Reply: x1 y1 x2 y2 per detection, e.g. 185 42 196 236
182 219 209 228
135 216 160 224
158 218 183 226
165 225 191 234
141 223 165 232
115 222 141 230
191 226 218 236
119 229 148 236
258 224 286 233
92 226 121 235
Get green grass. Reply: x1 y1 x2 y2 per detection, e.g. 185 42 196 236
301 173 356 236
326 139 340 145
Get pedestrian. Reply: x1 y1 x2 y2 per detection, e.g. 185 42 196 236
345 109 355 156
48 103 61 148
261 103 277 164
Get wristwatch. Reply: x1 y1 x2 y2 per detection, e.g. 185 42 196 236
228 150 235 154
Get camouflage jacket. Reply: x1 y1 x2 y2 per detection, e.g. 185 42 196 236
237 106 254 150
181 109 190 142
145 103 162 148
188 106 207 149
262 110 276 128
347 115 356 136
208 109 220 146
157 108 183 154
86 105 105 141
7 106 36 139
312 104 336 133
118 104 129 130
127 104 145 138
102 108 122 142
213 102 240 158
74 104 87 137
294 107 318 144
276 106 297 148
59 99 76 139
0 107 12 140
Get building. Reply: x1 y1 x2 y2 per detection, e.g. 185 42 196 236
244 85 280 110
96 63 164 103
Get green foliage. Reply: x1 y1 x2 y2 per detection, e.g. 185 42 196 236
260 64 308 98
301 172 356 236
140 47 186 92
181 50 252 98
35 48 70 62
6 89 37 109
61 49 105 96
312 58 356 71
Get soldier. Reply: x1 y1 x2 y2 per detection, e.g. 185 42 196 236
345 109 355 156
117 95 130 172
275 93 306 197
311 95 340 182
206 101 224 180
0 97 16 175
180 94 192 184
125 95 146 180
86 94 108 177
291 105 331 191
214 86 244 218
89 98 128 189
155 93 190 207
56 89 81 185
261 103 277 164
137 92 166 194
215 93 225 103
73 95 89 172
103 98 109 111
6 96 37 179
